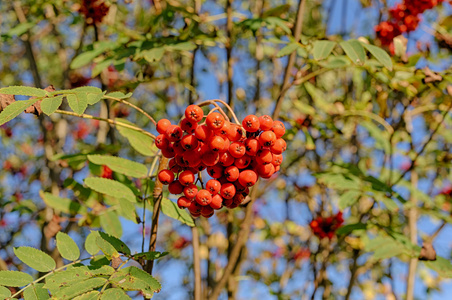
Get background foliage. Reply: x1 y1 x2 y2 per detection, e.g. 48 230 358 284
1 0 452 299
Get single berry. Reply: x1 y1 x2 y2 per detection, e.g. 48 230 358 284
196 189 212 206
227 124 243 141
224 166 240 182
259 130 277 147
179 170 195 186
238 170 258 187
206 112 225 130
181 134 199 150
173 141 186 156
219 151 235 167
256 163 275 178
245 138 260 156
157 119 172 134
207 165 224 179
165 125 183 142
210 194 223 209
169 180 184 194
272 154 283 166
202 151 220 166
242 115 260 132
220 183 236 199
155 134 169 150
270 138 286 154
177 196 192 208
258 115 274 131
183 184 199 199
180 118 198 133
185 105 204 123
229 142 246 158
194 125 213 142
201 205 215 218
161 145 176 158
233 193 245 205
158 169 174 185
271 121 286 138
235 155 251 169
188 201 203 214
184 149 202 167
256 149 273 165
206 179 221 195
208 135 225 152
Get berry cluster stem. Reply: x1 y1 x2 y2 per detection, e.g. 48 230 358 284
104 95 157 126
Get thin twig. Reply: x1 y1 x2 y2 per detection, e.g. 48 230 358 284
192 223 202 300
225 0 234 112
272 0 306 120
104 95 157 126
54 109 156 139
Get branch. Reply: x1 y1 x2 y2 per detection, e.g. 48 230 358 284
54 110 156 139
272 0 306 120
145 156 169 274
104 95 157 126
192 224 202 300
225 0 234 112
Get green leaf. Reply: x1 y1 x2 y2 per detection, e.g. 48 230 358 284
336 223 367 235
118 198 137 223
0 270 33 287
116 118 158 156
85 231 101 255
319 56 350 69
73 291 100 300
72 86 103 94
44 268 90 291
95 236 118 258
99 211 123 238
87 93 104 105
39 191 86 215
98 232 131 255
0 98 39 126
424 256 452 277
312 40 336 60
71 49 105 69
67 94 88 115
40 95 63 115
106 92 133 99
132 251 169 260
168 42 197 51
0 86 47 97
161 197 195 227
53 278 107 299
87 155 148 178
100 288 131 300
109 266 161 297
339 40 366 65
142 48 165 62
372 243 404 260
0 286 11 298
84 177 136 203
23 283 50 300
339 190 361 210
56 232 80 261
362 43 393 70
276 43 300 58
14 247 56 272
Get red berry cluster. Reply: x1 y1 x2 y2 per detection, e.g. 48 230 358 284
155 105 286 218
79 0 110 25
101 165 113 179
309 212 344 240
375 0 450 46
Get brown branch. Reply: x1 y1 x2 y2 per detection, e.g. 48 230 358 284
208 183 258 300
225 0 234 112
406 171 418 300
145 156 169 274
192 224 202 300
272 0 306 120
345 249 360 300
104 96 157 126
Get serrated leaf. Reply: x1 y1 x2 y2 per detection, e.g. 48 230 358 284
109 266 161 297
276 43 299 58
73 291 100 300
67 93 88 115
85 231 101 255
14 247 56 272
0 270 33 287
312 40 336 60
362 43 393 70
161 198 194 227
98 232 130 255
95 236 118 258
99 211 123 238
106 92 132 99
339 190 361 210
116 118 158 156
340 40 366 64
84 177 136 203
132 251 169 260
56 232 80 261
0 98 39 126
53 278 107 299
44 268 90 291
72 86 103 94
100 288 131 299
0 86 47 97
118 198 137 223
87 155 148 178
40 95 63 115
39 191 86 214
23 283 50 300
0 286 11 298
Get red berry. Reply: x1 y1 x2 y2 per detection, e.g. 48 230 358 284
245 138 260 156
184 149 202 167
169 180 184 194
173 141 186 156
157 119 171 134
169 158 182 173
194 125 213 142
208 135 225 152
206 112 225 130
258 115 274 131
219 151 235 167
271 121 285 138
235 155 251 169
158 169 174 185
256 163 275 178
272 154 283 166
183 184 199 199
207 165 224 179
220 183 236 199
202 151 220 166
227 124 243 141
259 130 277 147
229 142 246 158
161 145 176 158
270 138 286 154
224 166 239 182
155 134 169 150
179 170 195 186
242 115 260 132
181 134 199 150
206 179 221 195
201 205 214 218
233 193 245 205
180 118 198 133
256 149 273 165
188 201 203 214
165 125 183 142
210 194 223 209
185 105 204 123
196 189 212 206
177 196 192 208
215 121 231 138
238 170 258 187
